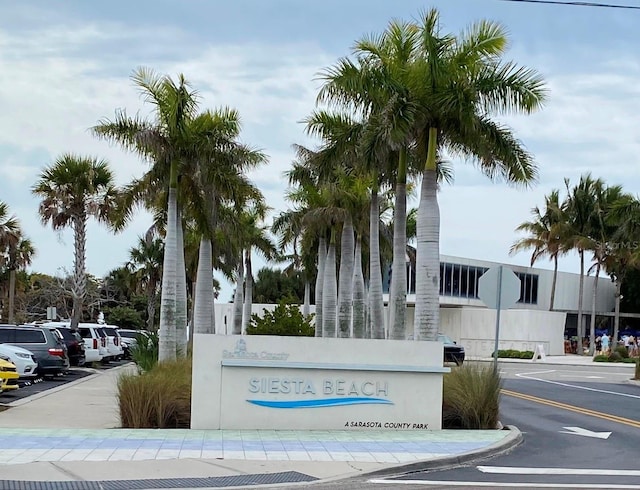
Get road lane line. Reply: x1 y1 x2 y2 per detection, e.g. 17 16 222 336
514 373 640 399
477 466 640 476
368 479 640 488
501 389 640 428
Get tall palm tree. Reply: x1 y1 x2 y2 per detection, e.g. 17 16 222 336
510 190 567 311
0 202 20 260
563 174 603 351
93 67 199 361
6 237 35 324
129 232 163 331
32 155 118 330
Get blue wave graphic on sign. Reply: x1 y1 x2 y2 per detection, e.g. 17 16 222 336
246 397 393 408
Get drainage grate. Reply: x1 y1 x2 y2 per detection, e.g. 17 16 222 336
0 472 318 490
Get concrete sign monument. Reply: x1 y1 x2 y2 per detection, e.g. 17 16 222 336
191 335 450 430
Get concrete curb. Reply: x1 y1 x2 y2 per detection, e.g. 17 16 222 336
1 362 134 408
472 358 636 369
625 379 640 387
359 425 523 479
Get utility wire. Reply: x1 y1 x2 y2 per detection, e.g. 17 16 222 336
498 0 640 9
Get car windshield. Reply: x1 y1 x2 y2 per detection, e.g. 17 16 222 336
437 334 455 344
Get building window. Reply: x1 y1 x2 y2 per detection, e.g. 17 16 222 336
444 263 453 295
452 264 461 296
516 272 539 304
439 263 445 295
468 267 477 298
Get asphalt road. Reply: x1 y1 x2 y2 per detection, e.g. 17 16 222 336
276 362 640 490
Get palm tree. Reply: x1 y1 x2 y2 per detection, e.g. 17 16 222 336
129 232 163 331
563 174 603 352
32 155 118 330
510 190 567 311
6 237 35 324
0 202 20 260
93 67 199 361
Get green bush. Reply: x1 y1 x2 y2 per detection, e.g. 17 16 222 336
130 331 159 373
493 349 534 359
247 298 315 336
608 351 623 362
118 357 192 428
442 363 502 429
594 355 609 362
615 346 630 359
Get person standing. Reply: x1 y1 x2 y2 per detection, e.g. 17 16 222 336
601 332 610 355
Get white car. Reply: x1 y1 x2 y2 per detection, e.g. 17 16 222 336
77 324 108 363
101 326 124 360
0 344 38 378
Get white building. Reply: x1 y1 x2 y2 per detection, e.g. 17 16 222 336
215 254 627 358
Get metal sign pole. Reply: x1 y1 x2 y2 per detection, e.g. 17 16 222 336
493 265 504 369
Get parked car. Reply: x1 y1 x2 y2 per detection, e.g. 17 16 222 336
0 324 69 376
438 334 465 365
0 344 38 378
101 326 124 361
118 329 150 359
39 323 86 367
77 324 108 363
0 355 19 393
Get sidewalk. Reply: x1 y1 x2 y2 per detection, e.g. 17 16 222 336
0 363 520 489
470 354 638 367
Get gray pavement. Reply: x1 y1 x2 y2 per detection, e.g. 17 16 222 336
0 355 633 489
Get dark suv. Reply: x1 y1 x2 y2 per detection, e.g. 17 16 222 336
0 325 70 376
48 327 86 367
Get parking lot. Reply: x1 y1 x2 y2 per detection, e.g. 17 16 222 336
0 359 131 404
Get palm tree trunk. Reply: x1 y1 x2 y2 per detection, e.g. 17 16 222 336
146 280 156 331
193 238 214 334
369 186 385 339
589 262 600 356
338 215 355 338
8 269 16 324
365 284 371 339
242 249 253 335
322 234 337 337
175 209 188 356
315 237 326 337
232 259 244 334
352 237 365 338
613 278 622 343
389 148 408 340
70 213 87 332
414 128 440 341
158 187 178 362
550 255 558 311
577 249 585 355
303 280 310 318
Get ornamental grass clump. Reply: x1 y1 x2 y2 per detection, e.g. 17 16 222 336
443 362 502 429
118 356 192 428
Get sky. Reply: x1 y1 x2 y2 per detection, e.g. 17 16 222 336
1 0 639 303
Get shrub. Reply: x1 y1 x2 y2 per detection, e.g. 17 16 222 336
594 355 609 362
608 351 623 362
247 298 315 336
118 357 192 428
615 346 630 359
442 363 502 429
130 331 159 373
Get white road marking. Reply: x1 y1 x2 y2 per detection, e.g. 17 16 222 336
558 426 612 439
558 375 604 379
514 373 640 399
368 479 640 488
476 466 638 476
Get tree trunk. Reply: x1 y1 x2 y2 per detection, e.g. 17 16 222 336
365 284 371 339
414 128 440 341
613 278 622 343
314 237 326 337
146 279 157 331
70 213 87 331
175 209 188 356
389 148 408 340
8 269 16 324
352 237 366 338
232 260 244 334
158 187 178 362
550 255 558 311
588 262 600 356
303 281 310 318
322 236 337 338
242 249 253 335
369 187 385 339
338 215 355 338
577 249 585 355
193 238 214 334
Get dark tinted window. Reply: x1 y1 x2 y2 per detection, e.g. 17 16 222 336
96 328 107 338
118 331 139 339
15 329 46 343
0 329 15 342
103 328 117 336
56 328 76 341
78 328 93 339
